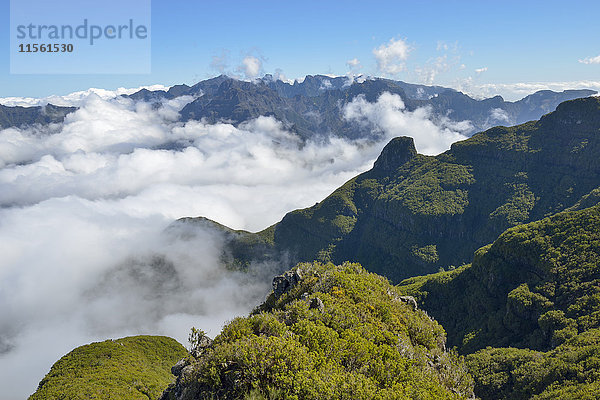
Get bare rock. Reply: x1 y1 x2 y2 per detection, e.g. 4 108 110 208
399 295 418 310
272 268 303 297
171 358 190 376
309 297 325 312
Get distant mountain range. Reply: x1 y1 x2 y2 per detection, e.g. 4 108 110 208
2 75 594 140
126 74 596 138
0 103 75 129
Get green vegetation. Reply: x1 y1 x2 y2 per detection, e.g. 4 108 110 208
162 262 474 400
399 204 600 399
467 329 600 399
29 335 188 400
399 204 600 353
260 97 600 282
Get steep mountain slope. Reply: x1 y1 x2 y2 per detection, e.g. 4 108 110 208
160 262 474 400
398 204 600 399
29 336 188 400
250 97 600 282
399 204 600 352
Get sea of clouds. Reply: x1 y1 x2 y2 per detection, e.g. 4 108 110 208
0 88 468 399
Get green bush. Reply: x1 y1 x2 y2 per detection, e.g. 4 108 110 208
165 262 474 399
467 329 600 400
29 335 188 400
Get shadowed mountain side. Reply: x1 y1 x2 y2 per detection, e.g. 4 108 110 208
269 97 600 281
399 204 600 353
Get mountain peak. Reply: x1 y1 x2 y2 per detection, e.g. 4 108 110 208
373 136 417 173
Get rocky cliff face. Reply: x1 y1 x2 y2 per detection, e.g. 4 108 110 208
372 136 418 173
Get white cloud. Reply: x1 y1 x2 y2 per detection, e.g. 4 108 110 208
0 98 380 228
320 79 332 90
347 58 360 68
272 68 293 84
210 49 230 74
436 41 449 51
345 58 362 81
0 198 277 400
475 67 488 74
343 92 469 155
579 55 600 64
414 41 462 85
239 56 263 79
373 37 411 75
0 89 474 399
415 55 451 85
489 108 512 124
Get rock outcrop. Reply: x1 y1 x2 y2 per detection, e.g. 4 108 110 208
372 136 417 174
272 267 303 296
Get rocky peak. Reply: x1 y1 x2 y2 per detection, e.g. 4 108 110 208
373 136 417 173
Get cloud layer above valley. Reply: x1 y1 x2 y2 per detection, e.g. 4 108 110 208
0 89 468 399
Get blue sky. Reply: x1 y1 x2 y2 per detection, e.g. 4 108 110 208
1 0 599 99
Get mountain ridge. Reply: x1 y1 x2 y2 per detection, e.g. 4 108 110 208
186 96 600 282
126 74 596 138
398 203 600 399
1 75 595 140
